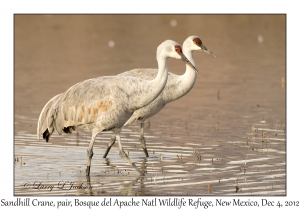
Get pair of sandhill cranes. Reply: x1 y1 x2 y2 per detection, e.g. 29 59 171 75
37 36 216 176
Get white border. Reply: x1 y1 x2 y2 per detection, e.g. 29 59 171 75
2 0 299 209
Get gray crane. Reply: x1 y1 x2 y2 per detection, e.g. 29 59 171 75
103 36 216 158
37 40 198 176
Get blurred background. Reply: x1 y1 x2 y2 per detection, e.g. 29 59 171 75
15 15 285 115
14 15 286 195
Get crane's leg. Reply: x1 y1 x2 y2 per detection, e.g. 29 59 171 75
86 175 93 195
115 131 145 176
86 130 99 176
139 121 149 157
103 136 116 158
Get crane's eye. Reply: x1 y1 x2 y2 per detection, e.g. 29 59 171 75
175 45 182 54
193 38 202 46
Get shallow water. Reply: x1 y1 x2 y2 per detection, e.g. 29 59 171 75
14 14 286 196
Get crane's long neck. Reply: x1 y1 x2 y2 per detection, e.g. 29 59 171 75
128 57 168 111
164 49 197 103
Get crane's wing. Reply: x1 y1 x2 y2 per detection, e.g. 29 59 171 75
46 77 128 136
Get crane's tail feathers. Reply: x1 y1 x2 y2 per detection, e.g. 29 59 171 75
47 94 65 135
37 79 94 141
63 126 76 134
40 126 75 143
53 110 63 135
37 93 62 141
42 129 51 142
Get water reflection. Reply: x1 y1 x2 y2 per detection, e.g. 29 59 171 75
14 112 286 195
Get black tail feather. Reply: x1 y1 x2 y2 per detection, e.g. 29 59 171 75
63 126 76 134
42 129 51 142
43 126 76 142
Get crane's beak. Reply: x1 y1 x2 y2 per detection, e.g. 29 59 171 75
180 54 198 73
201 44 217 58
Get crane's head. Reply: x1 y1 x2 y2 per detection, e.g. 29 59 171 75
183 35 217 58
157 40 198 73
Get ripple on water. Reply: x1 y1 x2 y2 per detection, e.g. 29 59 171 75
15 84 286 195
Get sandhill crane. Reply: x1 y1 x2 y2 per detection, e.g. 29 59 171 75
37 40 198 176
103 36 216 158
